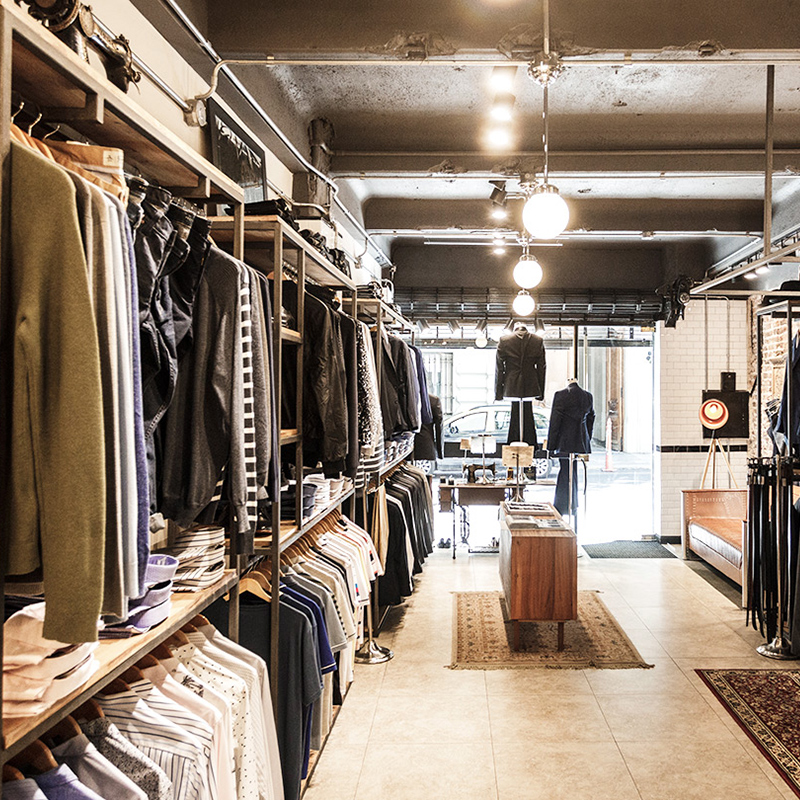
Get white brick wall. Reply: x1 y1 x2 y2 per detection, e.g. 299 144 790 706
656 299 749 538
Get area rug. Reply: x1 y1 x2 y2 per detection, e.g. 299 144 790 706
698 669 800 798
451 590 653 670
582 540 676 559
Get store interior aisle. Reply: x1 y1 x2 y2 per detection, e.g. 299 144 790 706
304 548 798 800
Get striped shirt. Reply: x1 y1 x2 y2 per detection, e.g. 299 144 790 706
127 678 217 800
97 689 204 800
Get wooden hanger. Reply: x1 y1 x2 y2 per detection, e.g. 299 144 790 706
190 614 211 628
165 630 191 648
99 677 130 695
3 765 26 782
72 699 104 722
239 576 271 601
150 643 174 661
181 623 198 635
8 740 58 775
136 653 160 670
119 665 145 684
42 715 82 748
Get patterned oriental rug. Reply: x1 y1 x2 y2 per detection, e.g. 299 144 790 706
450 590 652 670
698 669 800 798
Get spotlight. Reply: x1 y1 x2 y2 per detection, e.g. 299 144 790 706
490 92 516 122
487 126 512 149
490 180 507 205
493 247 507 255
522 184 570 239
744 271 758 280
417 318 431 336
475 319 488 333
512 290 536 317
448 320 461 335
491 207 508 220
534 316 546 337
513 254 544 289
490 65 517 93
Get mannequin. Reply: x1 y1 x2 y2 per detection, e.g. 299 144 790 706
495 322 547 451
547 378 595 516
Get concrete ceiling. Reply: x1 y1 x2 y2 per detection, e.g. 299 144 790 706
150 0 800 317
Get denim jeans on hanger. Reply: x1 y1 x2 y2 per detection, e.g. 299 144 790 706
131 185 179 513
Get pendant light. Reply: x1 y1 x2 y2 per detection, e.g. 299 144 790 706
513 239 543 289
522 1 569 240
512 290 536 317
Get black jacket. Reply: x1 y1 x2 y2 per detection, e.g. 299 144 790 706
414 394 444 460
495 330 547 401
547 382 595 455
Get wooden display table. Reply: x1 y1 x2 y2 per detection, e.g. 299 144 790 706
499 503 578 651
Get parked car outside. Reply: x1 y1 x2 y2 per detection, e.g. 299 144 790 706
432 403 557 479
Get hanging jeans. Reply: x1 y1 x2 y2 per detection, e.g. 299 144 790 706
130 186 178 513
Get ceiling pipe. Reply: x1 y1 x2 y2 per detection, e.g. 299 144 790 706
178 52 800 70
160 0 392 266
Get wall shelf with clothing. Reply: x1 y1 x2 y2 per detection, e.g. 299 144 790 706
0 4 299 800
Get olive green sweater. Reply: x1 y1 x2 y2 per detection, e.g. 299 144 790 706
2 142 106 642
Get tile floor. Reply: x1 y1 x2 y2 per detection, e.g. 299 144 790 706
304 548 800 800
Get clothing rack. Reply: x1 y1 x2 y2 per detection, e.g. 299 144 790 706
0 0 247 788
206 214 359 707
354 297 416 656
749 297 800 658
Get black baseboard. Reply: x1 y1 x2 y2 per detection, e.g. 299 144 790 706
659 534 681 545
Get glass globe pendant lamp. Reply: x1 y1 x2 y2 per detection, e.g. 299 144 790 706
522 184 569 240
512 290 536 317
513 246 544 289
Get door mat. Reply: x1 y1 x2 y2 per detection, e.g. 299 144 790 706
582 541 676 559
698 669 800 798
451 590 653 670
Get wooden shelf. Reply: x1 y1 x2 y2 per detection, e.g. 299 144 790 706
356 297 413 331
280 429 301 445
281 328 303 345
4 2 242 201
207 216 356 290
254 487 356 552
1 570 238 759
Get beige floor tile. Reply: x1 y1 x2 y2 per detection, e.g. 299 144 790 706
633 603 726 630
488 692 614 742
650 623 758 658
380 660 486 695
584 658 698 695
369 692 491 743
324 692 379 746
303 742 366 800
493 741 641 800
595 691 740 742
484 667 593 696
619 740 785 800
355 741 497 800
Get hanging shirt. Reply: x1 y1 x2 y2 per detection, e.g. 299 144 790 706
79 717 172 800
32 765 106 800
50 733 147 800
96 688 204 800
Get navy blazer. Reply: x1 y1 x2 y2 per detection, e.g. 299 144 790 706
547 382 595 454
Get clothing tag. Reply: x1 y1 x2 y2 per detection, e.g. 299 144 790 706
103 149 124 169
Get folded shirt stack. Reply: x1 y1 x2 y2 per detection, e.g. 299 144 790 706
165 526 226 591
101 555 179 638
279 481 318 520
305 475 331 514
3 603 100 717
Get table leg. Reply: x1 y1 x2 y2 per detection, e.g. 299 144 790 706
452 503 457 560
513 620 520 652
558 622 565 651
